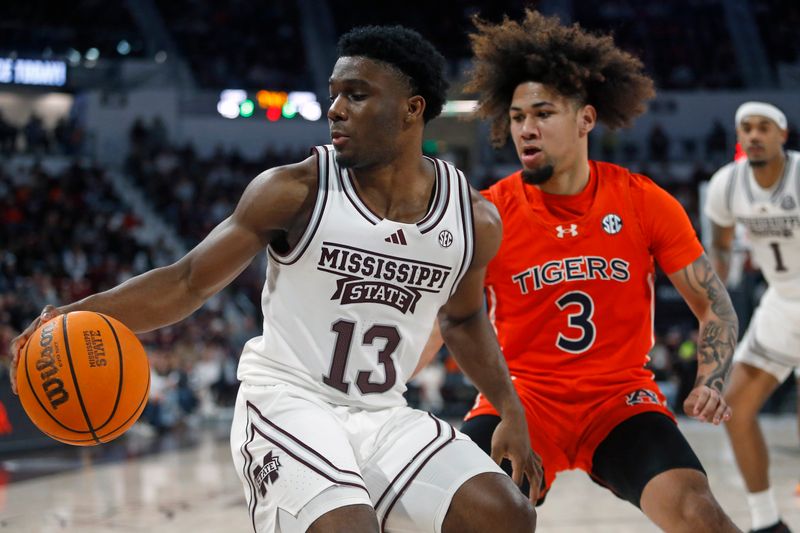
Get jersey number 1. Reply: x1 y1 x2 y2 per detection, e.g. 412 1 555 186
323 320 399 394
769 242 788 272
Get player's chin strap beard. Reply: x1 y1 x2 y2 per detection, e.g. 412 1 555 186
522 164 555 185
748 149 785 170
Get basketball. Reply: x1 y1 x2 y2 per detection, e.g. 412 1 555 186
16 311 151 446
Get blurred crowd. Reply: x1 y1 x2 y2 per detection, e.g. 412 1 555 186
1 2 145 59
5 1 799 91
0 112 84 157
153 0 308 89
0 126 259 435
5 110 796 434
2 0 800 434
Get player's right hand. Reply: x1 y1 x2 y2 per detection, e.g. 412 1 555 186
8 305 61 395
490 410 544 503
683 384 732 425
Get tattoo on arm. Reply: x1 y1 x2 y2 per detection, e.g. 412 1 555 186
682 255 738 392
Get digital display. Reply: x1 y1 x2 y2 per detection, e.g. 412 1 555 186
0 58 67 87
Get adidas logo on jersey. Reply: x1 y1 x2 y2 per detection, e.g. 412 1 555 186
555 224 578 238
385 228 407 245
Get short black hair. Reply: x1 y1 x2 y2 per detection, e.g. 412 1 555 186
337 25 449 123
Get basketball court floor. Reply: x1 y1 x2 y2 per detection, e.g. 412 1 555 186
2 415 799 532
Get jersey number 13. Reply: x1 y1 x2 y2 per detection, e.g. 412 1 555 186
323 320 399 395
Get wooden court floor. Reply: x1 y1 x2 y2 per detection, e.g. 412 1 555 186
2 415 800 532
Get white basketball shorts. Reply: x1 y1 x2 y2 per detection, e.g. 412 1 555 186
734 288 800 382
230 381 505 533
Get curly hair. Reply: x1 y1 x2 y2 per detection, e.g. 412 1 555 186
338 25 449 123
466 10 655 146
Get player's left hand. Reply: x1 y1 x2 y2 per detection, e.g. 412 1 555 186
683 384 732 425
491 411 543 503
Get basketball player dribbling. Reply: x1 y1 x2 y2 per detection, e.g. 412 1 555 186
8 26 538 533
451 11 740 532
706 102 799 533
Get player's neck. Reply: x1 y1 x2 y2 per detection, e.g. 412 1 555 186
537 159 591 196
750 151 786 189
348 151 435 222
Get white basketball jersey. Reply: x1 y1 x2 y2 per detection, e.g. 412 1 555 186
237 145 475 408
705 150 800 299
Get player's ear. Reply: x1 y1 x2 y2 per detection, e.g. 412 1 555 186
406 95 426 124
578 104 597 136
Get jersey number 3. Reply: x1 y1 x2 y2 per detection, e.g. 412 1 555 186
555 291 596 354
323 320 399 394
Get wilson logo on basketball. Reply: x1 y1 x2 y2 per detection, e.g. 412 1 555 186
317 241 452 314
36 321 69 410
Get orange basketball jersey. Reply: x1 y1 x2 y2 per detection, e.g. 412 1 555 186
482 161 703 387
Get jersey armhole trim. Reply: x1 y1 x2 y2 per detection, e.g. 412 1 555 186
418 157 449 233
623 173 651 252
268 145 330 265
451 170 476 295
724 163 738 215
790 152 800 203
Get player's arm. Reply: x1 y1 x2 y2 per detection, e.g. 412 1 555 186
709 222 736 284
411 321 443 378
9 157 318 391
668 254 738 424
640 174 738 424
437 189 541 499
703 164 737 284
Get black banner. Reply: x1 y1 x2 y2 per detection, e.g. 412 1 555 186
0 371 59 454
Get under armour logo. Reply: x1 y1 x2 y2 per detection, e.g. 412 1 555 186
253 451 281 497
385 228 407 245
555 224 578 238
602 214 623 235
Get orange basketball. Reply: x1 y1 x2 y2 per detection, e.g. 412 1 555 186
17 311 150 446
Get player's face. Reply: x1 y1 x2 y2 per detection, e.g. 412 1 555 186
737 116 787 167
327 56 411 169
508 82 593 184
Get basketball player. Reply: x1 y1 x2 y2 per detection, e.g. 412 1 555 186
9 26 538 533
455 11 739 531
706 101 798 533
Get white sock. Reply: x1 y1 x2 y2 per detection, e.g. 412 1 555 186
747 488 780 530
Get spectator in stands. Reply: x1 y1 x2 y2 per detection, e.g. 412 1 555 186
648 123 671 164
23 114 48 154
0 112 16 153
705 120 729 162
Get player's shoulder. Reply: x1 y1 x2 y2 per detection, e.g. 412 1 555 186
593 159 646 183
482 170 522 205
708 160 739 185
468 186 503 267
788 149 800 171
237 154 319 227
470 187 502 233
593 160 661 197
249 154 318 198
